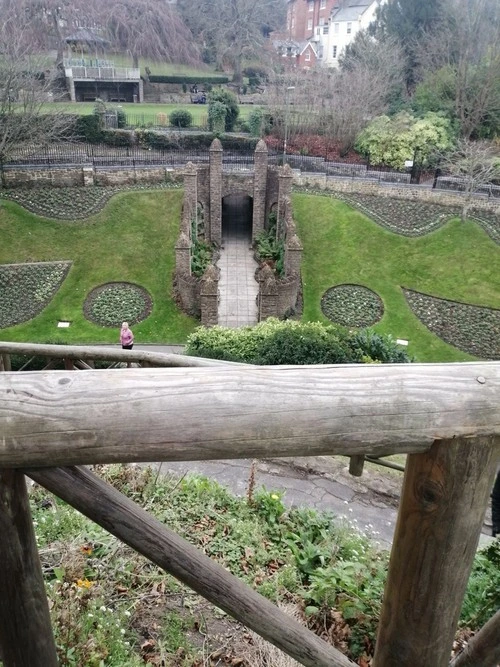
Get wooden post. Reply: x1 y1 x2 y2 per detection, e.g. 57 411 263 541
348 455 365 476
0 353 11 372
449 609 500 667
27 466 356 667
372 436 498 667
0 470 58 667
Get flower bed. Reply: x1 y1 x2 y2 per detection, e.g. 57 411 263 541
468 209 500 245
338 193 460 237
321 284 384 328
0 262 71 329
403 288 500 359
83 282 152 327
0 183 179 220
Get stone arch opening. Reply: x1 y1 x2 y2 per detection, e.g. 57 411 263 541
222 194 254 243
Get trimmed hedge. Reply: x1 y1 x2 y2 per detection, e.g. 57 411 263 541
148 75 229 84
185 319 411 365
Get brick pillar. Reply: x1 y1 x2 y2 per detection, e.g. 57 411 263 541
277 165 294 241
200 264 219 326
258 265 278 321
182 162 198 236
175 232 191 275
284 233 303 277
252 139 268 241
209 138 223 245
138 79 144 103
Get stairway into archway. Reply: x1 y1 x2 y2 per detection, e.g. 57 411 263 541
217 194 259 328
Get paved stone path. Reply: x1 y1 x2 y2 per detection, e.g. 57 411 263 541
217 196 259 328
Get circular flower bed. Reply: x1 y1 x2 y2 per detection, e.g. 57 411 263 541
84 282 152 327
321 284 384 328
403 288 500 359
0 261 71 329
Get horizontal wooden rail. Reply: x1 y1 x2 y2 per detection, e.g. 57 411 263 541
0 342 241 368
1 362 499 468
26 465 356 667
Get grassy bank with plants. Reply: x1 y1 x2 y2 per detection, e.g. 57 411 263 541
22 464 500 667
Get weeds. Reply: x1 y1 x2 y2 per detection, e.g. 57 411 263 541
23 465 500 666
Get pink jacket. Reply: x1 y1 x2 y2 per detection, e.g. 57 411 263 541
120 328 134 346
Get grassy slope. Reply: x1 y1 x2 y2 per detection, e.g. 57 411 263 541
293 193 500 362
0 190 196 344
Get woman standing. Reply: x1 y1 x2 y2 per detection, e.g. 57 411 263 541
120 322 134 350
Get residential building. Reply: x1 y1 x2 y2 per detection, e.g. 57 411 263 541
281 0 384 68
318 0 384 67
274 39 319 69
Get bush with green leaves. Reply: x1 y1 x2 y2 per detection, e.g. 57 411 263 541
190 240 213 277
355 111 455 169
185 318 411 365
168 109 193 128
208 88 239 132
207 101 226 135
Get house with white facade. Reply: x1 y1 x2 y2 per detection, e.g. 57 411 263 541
314 0 384 67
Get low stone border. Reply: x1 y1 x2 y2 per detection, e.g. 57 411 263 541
83 282 152 328
403 287 500 360
0 261 71 329
0 183 180 220
321 284 384 328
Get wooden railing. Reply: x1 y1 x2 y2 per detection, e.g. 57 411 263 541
1 343 499 667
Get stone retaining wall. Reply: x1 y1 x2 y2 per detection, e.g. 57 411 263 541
296 174 500 214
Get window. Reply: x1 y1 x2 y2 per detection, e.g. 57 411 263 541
291 17 295 28
320 0 326 7
323 25 329 34
305 50 311 61
316 26 321 35
308 0 314 10
307 18 313 30
347 22 352 33
334 22 339 33
332 45 337 58
319 17 324 25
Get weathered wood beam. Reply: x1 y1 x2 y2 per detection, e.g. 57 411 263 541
449 609 500 667
0 342 240 368
26 465 356 667
348 455 365 476
372 436 499 667
0 470 58 667
1 363 499 468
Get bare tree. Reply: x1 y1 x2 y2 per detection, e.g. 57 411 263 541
0 17 75 171
416 0 500 139
264 35 405 157
179 0 286 82
91 0 199 69
439 140 500 221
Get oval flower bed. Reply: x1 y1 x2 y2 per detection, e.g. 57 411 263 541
403 288 500 359
321 284 384 328
0 261 71 329
83 282 152 328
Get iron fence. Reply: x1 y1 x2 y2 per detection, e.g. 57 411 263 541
3 142 500 195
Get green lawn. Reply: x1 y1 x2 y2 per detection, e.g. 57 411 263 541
293 193 500 362
47 102 259 126
0 190 197 344
1 190 498 358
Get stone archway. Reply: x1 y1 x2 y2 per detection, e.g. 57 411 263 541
221 194 254 244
